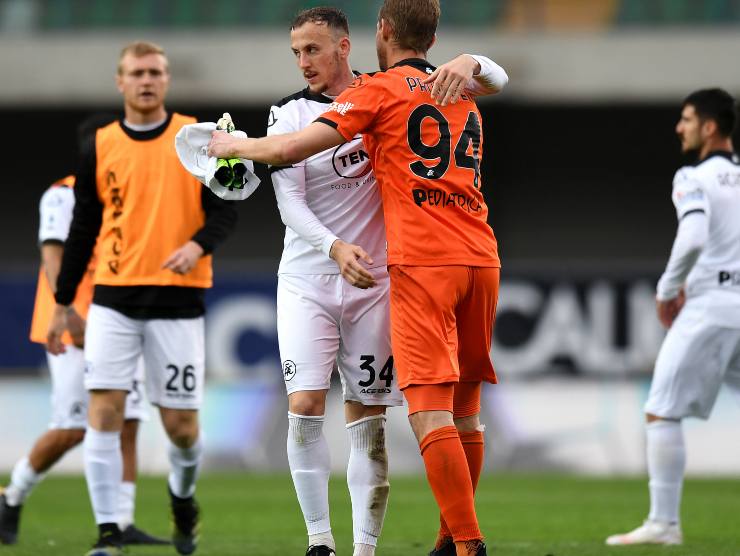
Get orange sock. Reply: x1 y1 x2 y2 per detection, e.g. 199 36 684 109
420 426 481 542
437 430 485 546
438 381 485 546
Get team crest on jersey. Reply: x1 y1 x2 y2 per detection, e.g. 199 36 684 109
70 401 86 418
283 360 297 381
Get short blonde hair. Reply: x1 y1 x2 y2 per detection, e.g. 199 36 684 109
379 0 439 53
117 41 168 74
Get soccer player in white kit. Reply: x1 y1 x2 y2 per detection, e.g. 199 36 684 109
0 174 166 547
607 88 740 546
268 8 508 556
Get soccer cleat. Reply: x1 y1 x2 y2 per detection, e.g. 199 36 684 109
428 538 455 556
0 492 21 545
305 545 336 556
169 487 200 555
84 529 123 556
429 539 487 555
605 519 683 546
121 524 171 545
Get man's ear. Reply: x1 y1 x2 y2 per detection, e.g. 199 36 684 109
338 35 351 59
701 118 718 139
379 18 393 41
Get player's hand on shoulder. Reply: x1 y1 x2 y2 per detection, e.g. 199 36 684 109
46 304 69 355
423 54 479 106
162 240 204 275
329 239 376 289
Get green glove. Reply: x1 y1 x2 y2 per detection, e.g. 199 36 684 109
215 112 246 190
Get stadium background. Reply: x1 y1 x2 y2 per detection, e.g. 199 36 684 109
1 0 740 480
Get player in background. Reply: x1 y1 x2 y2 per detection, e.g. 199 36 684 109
0 172 167 547
269 7 507 556
209 1 502 553
47 42 237 556
606 90 740 546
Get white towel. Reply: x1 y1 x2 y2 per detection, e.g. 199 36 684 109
175 122 260 201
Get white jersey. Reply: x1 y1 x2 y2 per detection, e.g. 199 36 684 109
668 152 740 299
268 87 386 275
39 185 75 244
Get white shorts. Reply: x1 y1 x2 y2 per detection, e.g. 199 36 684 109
84 304 205 410
645 299 740 420
277 269 403 407
47 345 147 429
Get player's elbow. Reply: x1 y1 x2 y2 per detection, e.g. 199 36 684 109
279 139 306 166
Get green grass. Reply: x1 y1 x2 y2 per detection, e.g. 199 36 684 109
1 473 739 555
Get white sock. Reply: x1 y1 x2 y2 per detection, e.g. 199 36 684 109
646 420 685 524
118 481 136 530
84 427 122 525
168 436 203 499
287 413 334 549
353 542 376 556
5 457 44 506
347 415 389 553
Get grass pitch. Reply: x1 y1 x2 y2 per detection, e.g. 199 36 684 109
1 473 738 555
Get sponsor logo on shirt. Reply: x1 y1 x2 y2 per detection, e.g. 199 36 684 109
412 187 483 213
327 101 354 116
332 138 372 179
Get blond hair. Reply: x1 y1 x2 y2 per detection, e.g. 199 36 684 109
379 0 439 53
117 41 167 74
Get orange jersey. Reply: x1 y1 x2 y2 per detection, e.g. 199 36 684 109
29 176 96 345
93 114 212 288
318 58 499 267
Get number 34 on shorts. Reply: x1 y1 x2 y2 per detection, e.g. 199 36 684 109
358 354 394 393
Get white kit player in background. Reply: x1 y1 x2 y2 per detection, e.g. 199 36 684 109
0 175 166 547
267 8 508 556
607 88 740 547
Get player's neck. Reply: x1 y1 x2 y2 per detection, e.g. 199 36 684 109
324 62 356 97
699 137 734 160
385 48 426 69
124 106 168 126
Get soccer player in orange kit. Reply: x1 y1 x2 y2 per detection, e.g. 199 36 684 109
208 2 502 554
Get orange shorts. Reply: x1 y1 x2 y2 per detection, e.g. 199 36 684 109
388 265 499 390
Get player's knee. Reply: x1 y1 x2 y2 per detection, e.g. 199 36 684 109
345 400 386 423
161 410 199 448
88 393 127 431
408 410 454 443
288 391 327 416
453 413 480 433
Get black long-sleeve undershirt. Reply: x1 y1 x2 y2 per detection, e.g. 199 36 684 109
55 116 237 319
